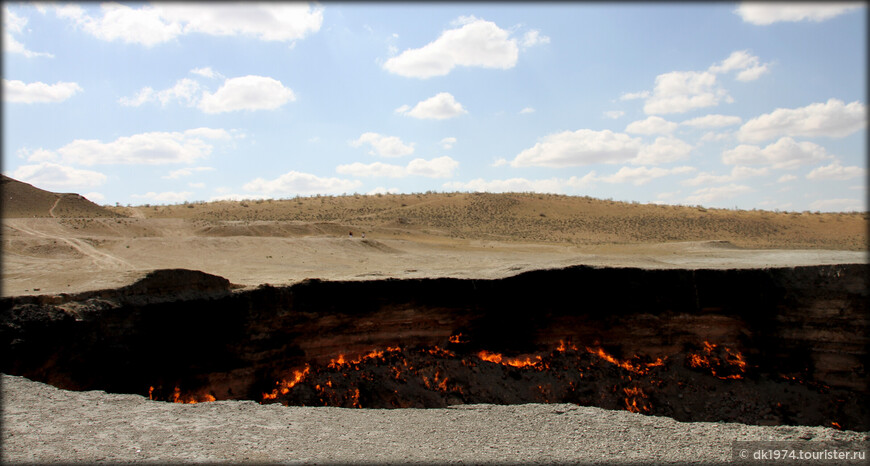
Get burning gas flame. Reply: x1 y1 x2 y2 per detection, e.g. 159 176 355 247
623 386 651 413
477 350 545 369
262 365 311 400
449 333 467 344
687 341 746 380
169 386 216 404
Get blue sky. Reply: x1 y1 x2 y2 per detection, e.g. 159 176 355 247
3 2 867 211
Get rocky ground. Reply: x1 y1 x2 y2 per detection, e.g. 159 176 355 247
2 374 867 464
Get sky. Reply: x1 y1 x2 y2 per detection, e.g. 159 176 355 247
2 2 867 212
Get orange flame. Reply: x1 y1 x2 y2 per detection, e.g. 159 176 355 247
262 365 311 401
831 422 842 430
169 386 216 404
687 341 746 380
449 333 467 344
623 386 651 413
148 386 154 400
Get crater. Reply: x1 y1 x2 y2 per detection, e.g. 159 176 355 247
1 264 866 430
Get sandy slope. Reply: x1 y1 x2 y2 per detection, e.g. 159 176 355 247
2 217 866 297
2 374 867 464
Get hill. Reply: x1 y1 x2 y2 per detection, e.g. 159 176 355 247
108 192 868 251
0 176 121 219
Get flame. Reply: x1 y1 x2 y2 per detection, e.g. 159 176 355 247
168 386 216 404
585 347 663 375
623 386 651 413
148 386 154 400
262 365 311 400
831 422 842 430
477 350 504 364
556 340 578 352
449 333 467 344
687 341 746 380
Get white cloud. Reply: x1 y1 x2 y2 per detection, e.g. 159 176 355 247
807 198 865 212
681 114 743 128
190 67 223 79
625 116 678 135
351 132 415 158
633 136 693 165
511 129 643 167
735 3 863 25
443 174 597 193
520 107 536 114
336 156 459 179
684 184 753 205
10 162 107 190
644 70 728 115
440 137 457 150
604 110 625 119
682 166 769 186
396 92 467 120
619 91 650 101
777 174 797 183
806 161 866 180
4 6 53 57
158 3 323 42
368 187 400 195
82 192 105 202
737 99 866 143
3 79 82 103
17 147 58 162
54 2 322 46
520 29 550 49
188 182 205 189
131 191 193 203
722 137 831 169
119 78 200 107
56 128 233 165
198 75 295 114
243 171 362 196
383 17 519 78
700 131 733 143
163 166 216 179
599 166 695 186
708 50 770 82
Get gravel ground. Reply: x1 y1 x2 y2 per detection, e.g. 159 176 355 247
2 374 867 464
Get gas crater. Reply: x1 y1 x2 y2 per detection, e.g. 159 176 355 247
1 264 866 430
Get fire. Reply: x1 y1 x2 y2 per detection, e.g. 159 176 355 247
831 422 842 430
556 340 578 352
687 341 747 380
148 386 154 400
169 386 216 404
449 333 467 344
262 365 311 400
477 350 545 369
585 346 664 375
623 386 651 413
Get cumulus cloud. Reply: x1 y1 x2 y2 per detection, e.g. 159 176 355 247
163 166 216 180
808 198 865 212
442 174 597 194
351 132 415 158
383 17 520 78
440 137 457 150
198 75 295 113
682 166 770 187
10 162 107 190
619 91 650 101
737 99 866 143
681 114 743 128
53 2 323 46
708 50 770 82
644 70 728 115
190 67 223 79
604 110 625 119
722 137 831 169
520 29 550 49
119 78 200 107
625 116 678 135
243 171 362 196
599 166 696 186
4 6 53 57
3 79 82 103
56 128 233 165
632 136 693 165
778 174 797 183
131 191 193 203
511 129 643 167
17 147 58 162
520 107 536 114
806 161 866 180
735 2 863 25
337 156 459 179
684 184 753 205
395 92 467 120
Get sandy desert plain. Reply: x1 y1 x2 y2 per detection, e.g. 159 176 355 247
2 174 869 463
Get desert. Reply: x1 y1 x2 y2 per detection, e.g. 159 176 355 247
2 175 868 464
